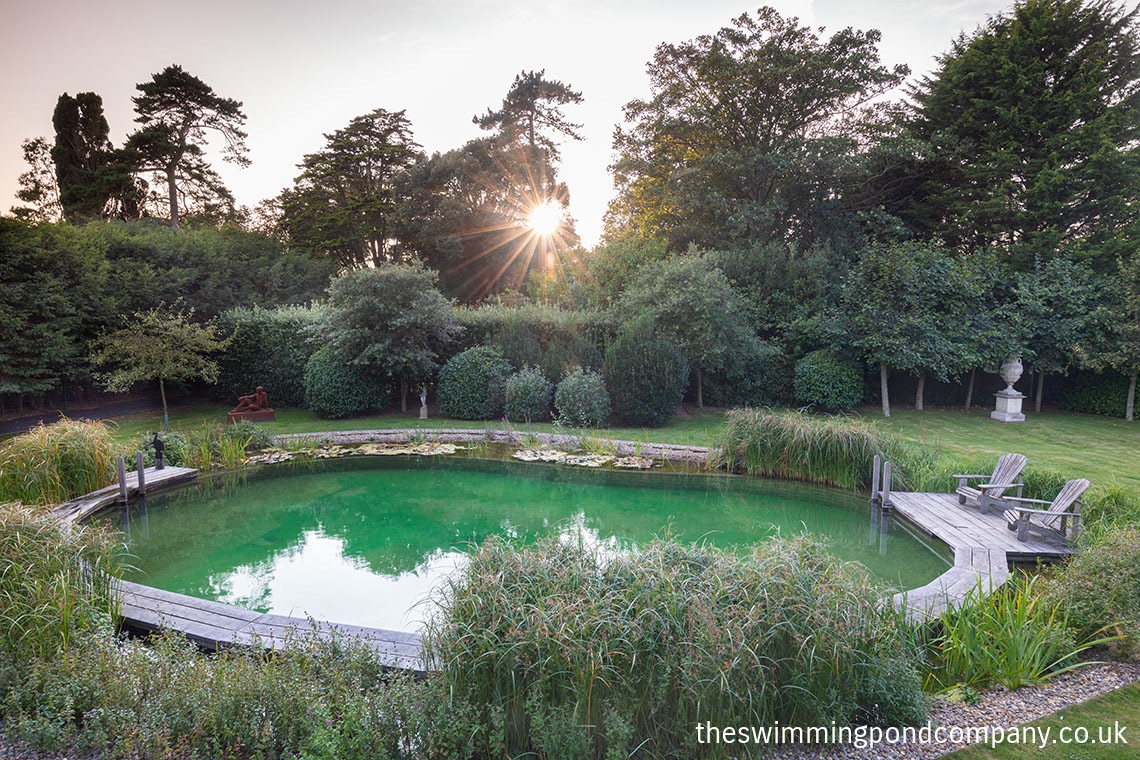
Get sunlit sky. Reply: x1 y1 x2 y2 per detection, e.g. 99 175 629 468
1 0 1029 247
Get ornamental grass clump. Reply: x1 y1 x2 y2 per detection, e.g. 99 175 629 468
714 407 912 489
0 419 119 506
424 534 927 759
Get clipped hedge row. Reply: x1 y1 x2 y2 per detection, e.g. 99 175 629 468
216 305 326 408
1058 370 1131 418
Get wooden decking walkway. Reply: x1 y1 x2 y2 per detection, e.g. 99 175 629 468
53 465 199 525
888 491 1074 621
118 580 425 672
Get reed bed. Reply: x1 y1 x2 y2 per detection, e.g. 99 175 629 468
713 407 918 489
0 419 120 506
424 534 928 759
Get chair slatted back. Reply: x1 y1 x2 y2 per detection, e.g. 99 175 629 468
986 453 1028 498
1040 479 1090 529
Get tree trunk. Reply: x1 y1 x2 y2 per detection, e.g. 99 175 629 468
696 367 704 409
159 377 169 429
964 368 976 410
1035 370 1044 413
915 370 926 412
880 362 891 418
400 377 408 414
167 166 180 229
1127 373 1137 422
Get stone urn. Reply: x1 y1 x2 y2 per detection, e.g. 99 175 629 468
999 356 1024 391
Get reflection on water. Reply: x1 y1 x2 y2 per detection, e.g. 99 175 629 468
109 456 950 632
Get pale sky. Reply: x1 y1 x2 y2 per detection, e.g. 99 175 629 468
0 0 1023 247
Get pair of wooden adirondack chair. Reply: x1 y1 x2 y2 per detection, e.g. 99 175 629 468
955 453 1088 543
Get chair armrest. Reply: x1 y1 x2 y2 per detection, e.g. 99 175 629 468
1003 496 1050 506
953 474 988 480
977 483 1011 492
1009 506 1062 517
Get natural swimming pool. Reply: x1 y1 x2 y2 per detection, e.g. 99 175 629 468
110 456 950 632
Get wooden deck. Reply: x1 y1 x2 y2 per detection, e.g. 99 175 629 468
53 465 199 525
118 580 424 672
887 491 1073 621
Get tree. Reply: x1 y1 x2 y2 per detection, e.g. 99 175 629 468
312 263 462 412
11 137 62 222
474 69 584 160
50 92 113 222
607 7 908 251
1015 257 1105 411
124 64 249 229
906 0 1140 269
278 109 420 268
89 307 229 427
839 242 979 416
395 138 577 302
1098 256 1140 420
618 253 755 407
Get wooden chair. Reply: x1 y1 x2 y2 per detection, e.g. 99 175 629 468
954 453 1027 514
1003 478 1089 544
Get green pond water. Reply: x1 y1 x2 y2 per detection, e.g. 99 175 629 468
110 456 950 632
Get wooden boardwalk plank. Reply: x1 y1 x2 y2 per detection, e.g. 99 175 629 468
886 491 1070 622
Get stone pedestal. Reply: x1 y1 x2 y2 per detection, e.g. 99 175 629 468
991 389 1025 423
227 409 276 424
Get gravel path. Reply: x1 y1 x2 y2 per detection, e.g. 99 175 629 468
3 662 1137 759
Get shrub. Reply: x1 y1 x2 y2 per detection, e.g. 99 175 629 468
215 305 326 408
703 339 791 407
0 420 120 506
603 320 688 427
540 331 603 381
437 345 513 420
714 407 909 490
505 366 554 423
554 366 610 428
425 535 928 758
303 345 390 419
1044 526 1140 659
1058 370 1130 417
794 348 865 410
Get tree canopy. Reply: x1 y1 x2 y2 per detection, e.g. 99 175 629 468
607 6 908 251
906 0 1140 268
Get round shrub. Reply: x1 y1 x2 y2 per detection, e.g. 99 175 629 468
303 345 390 419
704 339 791 407
603 324 688 427
505 366 554 423
554 367 610 428
437 345 513 420
794 349 864 410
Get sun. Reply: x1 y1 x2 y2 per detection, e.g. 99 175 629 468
527 200 563 237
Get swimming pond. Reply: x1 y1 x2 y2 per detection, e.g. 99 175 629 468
110 456 950 632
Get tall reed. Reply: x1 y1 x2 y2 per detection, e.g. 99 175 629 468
714 407 916 489
0 419 120 506
424 534 927 758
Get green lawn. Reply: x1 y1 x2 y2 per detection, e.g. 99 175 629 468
103 403 1140 490
943 682 1140 759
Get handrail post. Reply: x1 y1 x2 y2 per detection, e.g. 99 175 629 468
117 457 128 504
136 451 146 498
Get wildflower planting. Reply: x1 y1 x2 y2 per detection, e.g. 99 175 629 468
424 534 928 759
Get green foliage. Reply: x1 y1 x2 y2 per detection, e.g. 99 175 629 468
125 64 249 228
602 318 688 427
0 420 120 506
504 366 553 423
554 366 610 428
1058 370 1131 417
619 253 756 406
715 407 908 489
1016 257 1105 376
1044 526 1140 660
278 109 420 267
0 502 119 680
474 69 584 160
607 7 907 251
215 305 325 408
702 339 792 408
794 348 865 410
907 0 1140 267
437 345 513 420
315 263 461 409
425 535 927 758
914 576 1109 691
303 345 390 419
584 237 671 305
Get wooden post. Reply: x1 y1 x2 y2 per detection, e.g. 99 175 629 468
869 454 882 545
880 461 893 553
117 457 127 504
136 451 146 498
